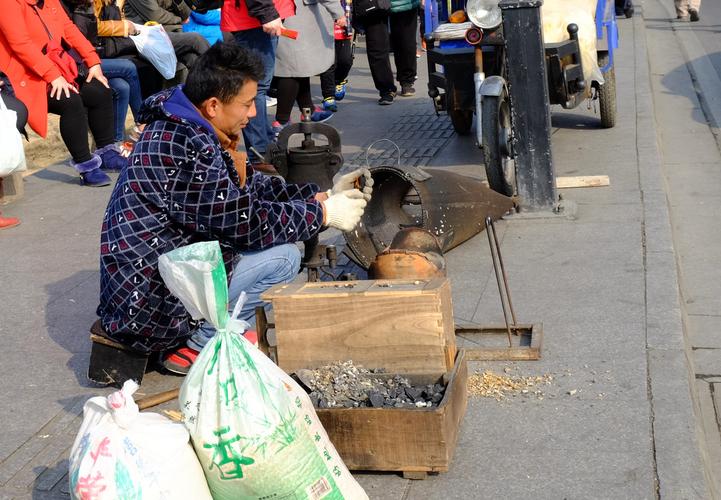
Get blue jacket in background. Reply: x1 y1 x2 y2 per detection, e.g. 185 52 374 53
182 9 223 45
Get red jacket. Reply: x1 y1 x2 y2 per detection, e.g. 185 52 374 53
221 0 294 32
0 0 101 137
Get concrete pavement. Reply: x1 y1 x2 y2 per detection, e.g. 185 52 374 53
644 0 721 496
0 6 713 498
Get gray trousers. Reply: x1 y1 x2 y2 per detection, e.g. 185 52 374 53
674 0 701 16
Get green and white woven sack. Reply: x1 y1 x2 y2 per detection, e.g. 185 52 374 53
158 242 368 500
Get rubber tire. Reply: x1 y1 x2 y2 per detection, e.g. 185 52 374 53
482 92 514 196
449 109 473 135
598 54 617 129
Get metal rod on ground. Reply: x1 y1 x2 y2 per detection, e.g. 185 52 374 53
486 217 513 347
135 388 180 410
488 217 518 327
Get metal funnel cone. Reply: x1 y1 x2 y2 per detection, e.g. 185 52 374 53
344 165 514 269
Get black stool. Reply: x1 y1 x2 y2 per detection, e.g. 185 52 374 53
88 320 150 388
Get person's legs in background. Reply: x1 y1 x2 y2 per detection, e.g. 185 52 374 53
108 77 130 142
335 38 353 100
362 12 396 104
79 79 128 172
389 8 418 96
324 38 353 105
334 38 353 88
275 76 300 126
47 89 112 187
233 27 278 164
320 63 338 111
102 58 144 142
674 0 690 18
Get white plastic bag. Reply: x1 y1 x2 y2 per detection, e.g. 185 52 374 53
68 380 212 500
131 24 178 79
542 0 604 87
0 95 26 177
158 241 368 500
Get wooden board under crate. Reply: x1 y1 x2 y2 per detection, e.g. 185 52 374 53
315 350 468 476
261 278 457 375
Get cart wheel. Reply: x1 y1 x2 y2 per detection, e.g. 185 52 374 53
598 53 617 129
449 109 473 135
482 90 515 196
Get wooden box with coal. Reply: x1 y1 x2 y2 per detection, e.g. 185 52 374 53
300 351 467 477
260 278 468 476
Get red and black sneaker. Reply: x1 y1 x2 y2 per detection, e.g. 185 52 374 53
162 346 199 375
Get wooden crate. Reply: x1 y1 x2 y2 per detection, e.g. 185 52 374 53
261 278 456 375
315 351 468 476
261 278 467 476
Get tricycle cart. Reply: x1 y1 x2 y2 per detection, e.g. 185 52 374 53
424 0 618 196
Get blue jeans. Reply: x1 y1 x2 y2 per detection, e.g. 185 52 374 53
101 59 143 142
187 243 301 350
233 28 277 163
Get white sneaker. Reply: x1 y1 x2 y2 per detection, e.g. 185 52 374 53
266 96 278 107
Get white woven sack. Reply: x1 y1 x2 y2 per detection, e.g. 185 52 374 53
68 380 212 500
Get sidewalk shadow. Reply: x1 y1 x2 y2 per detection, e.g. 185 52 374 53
31 166 81 186
551 111 605 130
44 271 102 388
660 52 721 126
645 17 721 34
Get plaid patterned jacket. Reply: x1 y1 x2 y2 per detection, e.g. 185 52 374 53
97 86 324 353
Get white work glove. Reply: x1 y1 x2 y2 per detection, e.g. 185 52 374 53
328 168 374 201
323 189 367 232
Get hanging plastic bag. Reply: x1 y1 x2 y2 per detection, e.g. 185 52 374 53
158 241 368 500
68 380 212 500
130 24 178 79
541 0 604 87
0 95 26 177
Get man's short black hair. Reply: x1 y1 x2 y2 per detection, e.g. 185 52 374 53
184 42 265 106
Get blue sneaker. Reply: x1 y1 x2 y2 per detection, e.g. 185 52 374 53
335 80 347 101
322 97 338 112
310 107 333 123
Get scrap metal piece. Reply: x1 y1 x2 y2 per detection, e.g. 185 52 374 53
344 165 514 269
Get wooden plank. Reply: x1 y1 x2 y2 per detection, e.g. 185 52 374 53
262 279 448 300
555 175 610 189
316 351 467 472
268 279 456 375
135 388 179 410
455 324 542 361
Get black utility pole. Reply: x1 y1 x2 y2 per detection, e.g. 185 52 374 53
500 0 556 211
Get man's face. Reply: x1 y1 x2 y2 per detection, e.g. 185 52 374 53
205 80 258 136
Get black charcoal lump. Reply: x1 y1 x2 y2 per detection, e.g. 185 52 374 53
293 360 446 409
